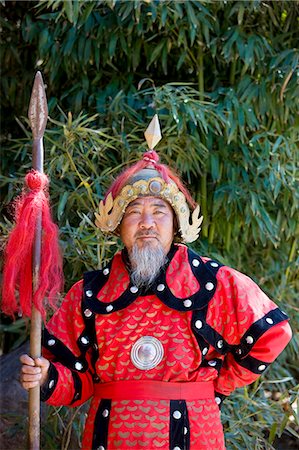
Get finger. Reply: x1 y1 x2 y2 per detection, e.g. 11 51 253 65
21 365 42 375
22 381 40 390
22 372 42 382
34 357 50 369
20 354 35 366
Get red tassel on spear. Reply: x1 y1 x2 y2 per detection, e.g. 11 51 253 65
1 72 63 450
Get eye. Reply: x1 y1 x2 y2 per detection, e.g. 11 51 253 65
126 209 141 215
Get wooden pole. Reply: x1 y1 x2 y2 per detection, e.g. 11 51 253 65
27 71 48 450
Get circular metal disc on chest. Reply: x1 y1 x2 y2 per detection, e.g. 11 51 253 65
130 336 164 370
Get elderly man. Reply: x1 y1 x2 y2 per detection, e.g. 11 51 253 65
21 117 291 450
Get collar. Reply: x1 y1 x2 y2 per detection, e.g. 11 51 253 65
82 245 223 315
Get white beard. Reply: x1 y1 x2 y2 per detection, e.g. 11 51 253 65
129 243 168 289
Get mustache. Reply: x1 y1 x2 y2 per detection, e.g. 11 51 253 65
135 230 158 238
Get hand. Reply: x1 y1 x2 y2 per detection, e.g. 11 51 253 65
20 354 50 390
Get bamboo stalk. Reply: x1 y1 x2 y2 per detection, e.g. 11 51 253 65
197 34 210 238
200 173 208 239
285 236 297 282
197 34 204 102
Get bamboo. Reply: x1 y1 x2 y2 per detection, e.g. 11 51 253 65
200 173 208 239
285 236 297 282
197 33 204 102
27 71 48 450
197 34 209 238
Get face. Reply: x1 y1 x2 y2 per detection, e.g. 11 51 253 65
119 197 175 254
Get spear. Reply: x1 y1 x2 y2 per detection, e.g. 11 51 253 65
1 71 63 450
27 70 48 450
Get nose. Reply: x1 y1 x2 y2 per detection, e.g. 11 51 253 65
139 212 155 229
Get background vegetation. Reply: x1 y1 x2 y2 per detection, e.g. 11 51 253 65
1 1 298 449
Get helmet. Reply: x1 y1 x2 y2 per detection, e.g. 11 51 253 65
95 115 203 243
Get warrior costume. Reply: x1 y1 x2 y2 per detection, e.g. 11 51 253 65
40 117 291 449
41 244 291 450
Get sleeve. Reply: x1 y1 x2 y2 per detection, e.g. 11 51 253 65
40 280 95 407
211 267 292 399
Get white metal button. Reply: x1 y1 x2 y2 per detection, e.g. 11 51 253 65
48 379 55 389
157 284 165 292
183 299 192 308
192 259 200 267
184 427 188 435
246 336 254 344
210 262 219 267
80 336 89 345
195 320 203 329
202 347 208 356
48 339 56 346
97 446 105 450
84 308 92 317
106 304 113 312
258 364 266 371
205 282 214 291
75 361 83 371
208 360 217 367
215 396 221 405
173 410 182 419
266 318 274 324
103 268 109 276
173 447 181 450
217 340 223 349
86 290 93 297
130 286 138 294
102 409 109 418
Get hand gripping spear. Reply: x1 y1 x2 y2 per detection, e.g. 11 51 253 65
1 72 63 449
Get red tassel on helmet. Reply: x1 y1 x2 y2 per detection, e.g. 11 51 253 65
1 170 63 319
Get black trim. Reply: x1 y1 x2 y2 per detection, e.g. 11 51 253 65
81 297 99 380
40 363 58 402
154 249 223 312
70 371 83 404
230 307 289 373
92 399 111 450
191 305 231 362
170 400 190 450
235 308 289 358
201 358 223 372
233 354 270 374
214 392 227 409
83 246 178 314
83 245 223 316
43 328 88 373
192 308 231 356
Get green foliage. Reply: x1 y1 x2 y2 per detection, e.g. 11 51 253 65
1 1 298 449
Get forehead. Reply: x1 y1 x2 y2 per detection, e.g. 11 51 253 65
127 196 172 210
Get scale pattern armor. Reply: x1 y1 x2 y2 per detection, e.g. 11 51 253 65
41 244 291 450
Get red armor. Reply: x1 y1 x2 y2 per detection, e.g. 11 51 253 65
41 244 291 450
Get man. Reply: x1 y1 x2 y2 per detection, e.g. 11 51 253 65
21 116 292 450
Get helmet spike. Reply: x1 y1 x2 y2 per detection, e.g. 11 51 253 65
144 114 162 149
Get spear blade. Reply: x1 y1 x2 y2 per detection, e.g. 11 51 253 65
28 71 48 140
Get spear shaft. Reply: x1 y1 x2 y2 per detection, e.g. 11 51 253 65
28 72 48 450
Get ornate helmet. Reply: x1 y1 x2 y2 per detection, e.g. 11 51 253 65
95 115 203 243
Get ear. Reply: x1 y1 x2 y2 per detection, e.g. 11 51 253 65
173 215 179 236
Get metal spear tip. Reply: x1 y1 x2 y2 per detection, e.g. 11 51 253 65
28 71 48 140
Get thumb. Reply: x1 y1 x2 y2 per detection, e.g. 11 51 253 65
34 357 50 386
34 357 50 370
